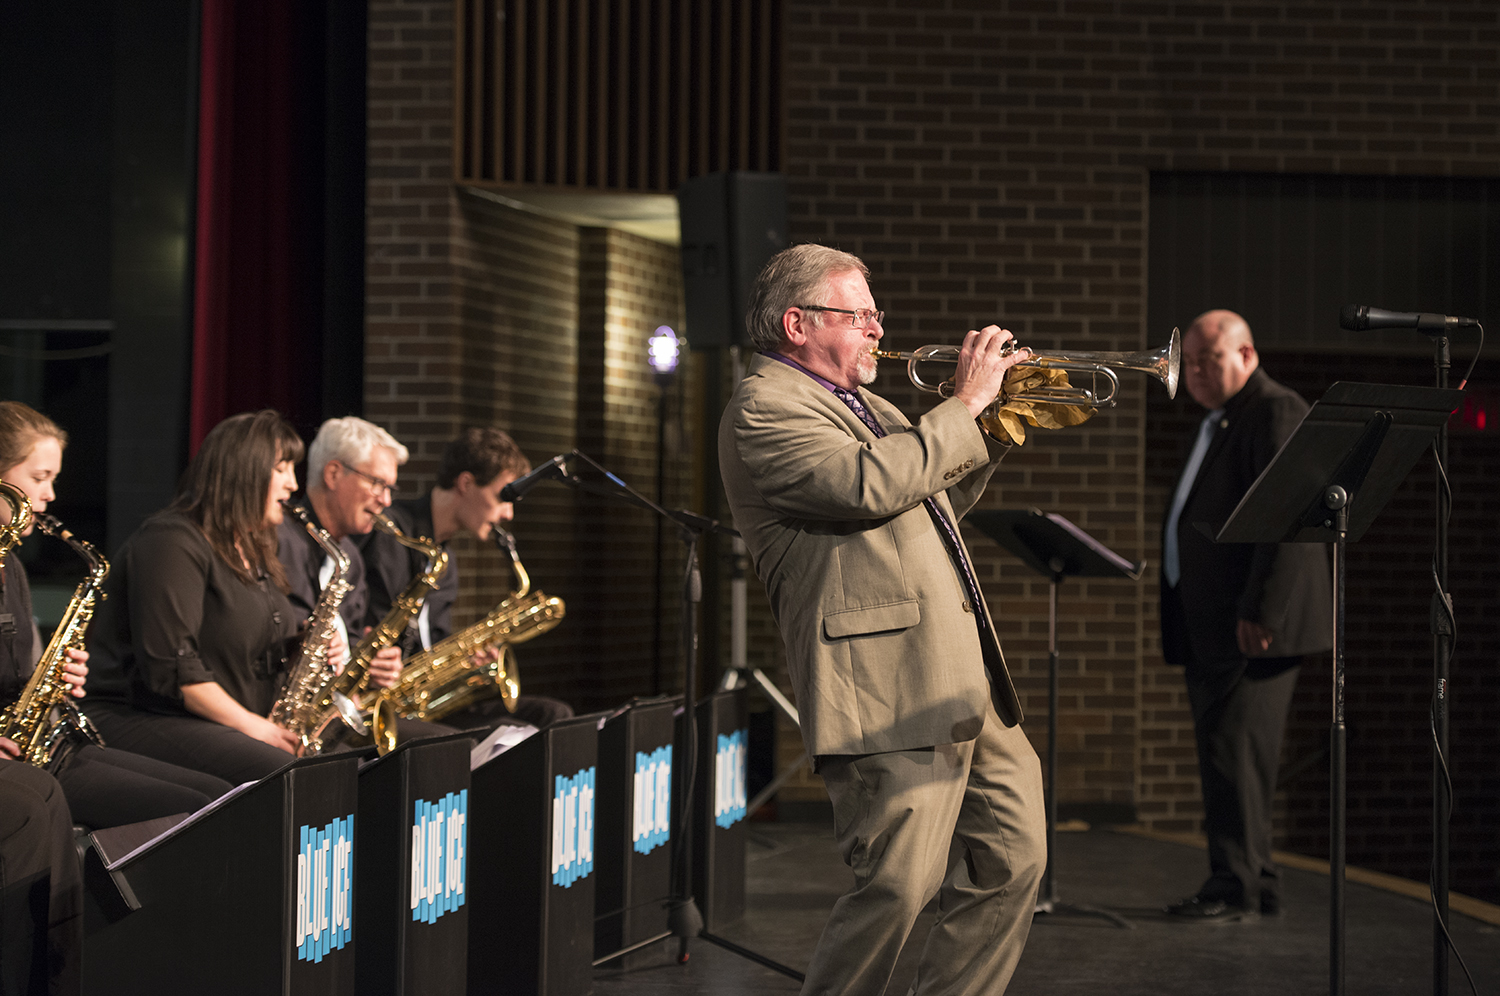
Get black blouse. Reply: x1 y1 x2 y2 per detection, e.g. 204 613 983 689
86 511 298 717
0 557 35 703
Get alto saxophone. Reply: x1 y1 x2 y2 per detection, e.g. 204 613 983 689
269 503 354 755
319 513 447 754
0 512 110 770
369 526 564 723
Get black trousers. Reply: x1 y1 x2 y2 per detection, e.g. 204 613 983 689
52 744 231 830
83 702 294 785
440 694 574 732
0 763 81 996
1184 657 1300 908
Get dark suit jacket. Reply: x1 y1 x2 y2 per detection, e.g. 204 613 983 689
275 500 368 634
354 493 458 657
1160 367 1333 667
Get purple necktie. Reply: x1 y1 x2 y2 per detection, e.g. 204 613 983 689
831 387 989 632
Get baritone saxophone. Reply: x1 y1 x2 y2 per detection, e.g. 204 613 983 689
368 526 564 722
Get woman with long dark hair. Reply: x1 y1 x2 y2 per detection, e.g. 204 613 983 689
0 401 228 827
85 410 310 783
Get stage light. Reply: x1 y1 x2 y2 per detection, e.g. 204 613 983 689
649 326 681 381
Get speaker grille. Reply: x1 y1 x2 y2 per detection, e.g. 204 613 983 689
456 0 782 191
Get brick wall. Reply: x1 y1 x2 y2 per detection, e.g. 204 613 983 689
367 0 692 712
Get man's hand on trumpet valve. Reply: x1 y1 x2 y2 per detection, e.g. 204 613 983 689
952 325 1031 420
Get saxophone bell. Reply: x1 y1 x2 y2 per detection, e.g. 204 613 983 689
312 690 399 756
0 481 33 570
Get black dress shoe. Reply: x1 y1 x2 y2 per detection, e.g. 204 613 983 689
1165 895 1256 920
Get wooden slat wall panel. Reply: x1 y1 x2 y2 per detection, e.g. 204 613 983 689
456 0 781 191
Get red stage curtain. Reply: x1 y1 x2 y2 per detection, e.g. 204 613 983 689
190 0 324 454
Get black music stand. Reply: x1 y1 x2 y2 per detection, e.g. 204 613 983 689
1210 381 1461 996
969 509 1141 929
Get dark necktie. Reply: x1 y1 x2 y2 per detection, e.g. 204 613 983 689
831 387 989 631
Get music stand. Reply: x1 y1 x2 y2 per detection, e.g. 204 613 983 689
1210 381 1462 996
969 509 1142 929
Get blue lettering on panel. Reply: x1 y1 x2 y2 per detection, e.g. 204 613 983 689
714 730 748 829
295 815 354 963
632 745 672 855
410 790 468 923
550 766 596 888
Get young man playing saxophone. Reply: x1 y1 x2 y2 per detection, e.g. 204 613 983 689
357 426 572 731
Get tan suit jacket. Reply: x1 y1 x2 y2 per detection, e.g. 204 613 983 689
719 353 1022 758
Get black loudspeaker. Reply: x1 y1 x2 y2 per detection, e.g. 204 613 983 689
677 171 788 348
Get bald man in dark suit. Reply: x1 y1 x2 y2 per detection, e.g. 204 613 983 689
1160 309 1332 920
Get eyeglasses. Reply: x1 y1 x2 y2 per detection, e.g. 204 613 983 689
797 305 884 330
337 461 393 497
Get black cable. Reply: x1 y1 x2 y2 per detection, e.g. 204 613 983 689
1428 699 1478 996
1455 322 1483 390
1425 444 1478 996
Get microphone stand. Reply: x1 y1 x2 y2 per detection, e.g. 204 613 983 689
541 450 804 982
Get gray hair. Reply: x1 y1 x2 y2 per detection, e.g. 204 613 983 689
744 244 869 351
307 416 409 492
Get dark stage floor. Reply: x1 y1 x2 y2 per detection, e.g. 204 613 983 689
593 822 1500 995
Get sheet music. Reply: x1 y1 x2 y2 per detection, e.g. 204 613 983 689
104 779 261 870
1044 512 1142 576
469 721 540 770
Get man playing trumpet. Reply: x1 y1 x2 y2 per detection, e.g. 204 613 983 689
718 244 1046 996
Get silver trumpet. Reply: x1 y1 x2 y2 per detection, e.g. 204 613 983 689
872 327 1180 409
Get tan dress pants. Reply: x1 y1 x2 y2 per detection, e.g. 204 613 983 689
803 697 1046 996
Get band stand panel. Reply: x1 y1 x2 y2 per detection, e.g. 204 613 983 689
688 688 749 931
594 698 680 961
356 733 473 996
467 713 602 996
81 752 360 996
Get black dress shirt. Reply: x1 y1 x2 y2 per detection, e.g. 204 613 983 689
86 511 298 717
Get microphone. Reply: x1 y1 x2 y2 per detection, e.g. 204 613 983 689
499 453 570 502
1339 304 1479 334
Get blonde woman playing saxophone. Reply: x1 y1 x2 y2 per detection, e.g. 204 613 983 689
0 401 228 827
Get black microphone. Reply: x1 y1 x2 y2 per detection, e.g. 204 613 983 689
499 453 570 502
1339 304 1479 334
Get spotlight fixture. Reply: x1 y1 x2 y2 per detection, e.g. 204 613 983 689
649 325 682 384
